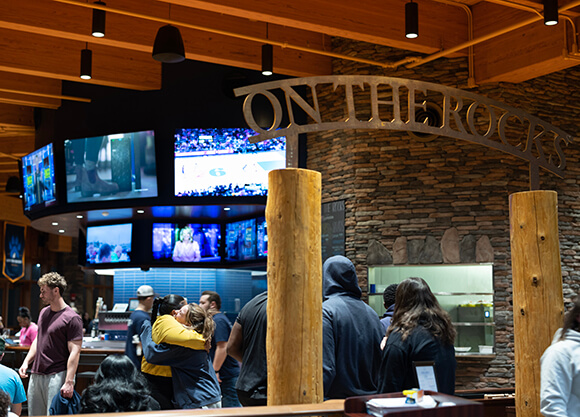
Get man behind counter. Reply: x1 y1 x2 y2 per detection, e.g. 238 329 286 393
125 285 155 369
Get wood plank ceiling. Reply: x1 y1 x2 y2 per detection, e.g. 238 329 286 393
0 0 578 193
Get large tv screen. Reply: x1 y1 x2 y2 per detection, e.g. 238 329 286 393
86 223 132 264
65 130 157 203
257 216 268 258
174 128 286 197
152 223 221 263
21 143 57 212
225 218 257 261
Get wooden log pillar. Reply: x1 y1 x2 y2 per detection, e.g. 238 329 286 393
509 190 565 417
266 168 323 406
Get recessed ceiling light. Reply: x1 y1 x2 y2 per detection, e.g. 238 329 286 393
224 207 231 211
36 263 41 268
76 215 83 219
137 209 145 214
102 211 109 217
58 229 65 233
52 222 59 226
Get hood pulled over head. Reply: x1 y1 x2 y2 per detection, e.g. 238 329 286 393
323 255 362 300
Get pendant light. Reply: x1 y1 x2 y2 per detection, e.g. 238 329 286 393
262 44 273 76
405 1 419 39
92 1 106 37
543 0 558 26
80 44 92 80
152 6 185 63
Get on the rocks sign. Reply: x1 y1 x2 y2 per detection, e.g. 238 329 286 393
234 76 576 190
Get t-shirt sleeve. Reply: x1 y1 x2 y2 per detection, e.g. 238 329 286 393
67 314 84 341
214 316 232 343
155 316 206 350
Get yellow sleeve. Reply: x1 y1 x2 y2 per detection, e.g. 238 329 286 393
152 315 206 350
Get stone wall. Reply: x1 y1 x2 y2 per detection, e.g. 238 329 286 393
306 38 580 389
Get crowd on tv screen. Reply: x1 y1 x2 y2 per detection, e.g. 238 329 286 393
174 128 285 154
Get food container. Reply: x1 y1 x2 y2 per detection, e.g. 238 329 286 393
478 345 493 354
454 347 471 353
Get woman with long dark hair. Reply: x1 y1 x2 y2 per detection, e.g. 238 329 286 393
378 277 457 394
80 354 158 413
540 298 580 416
140 294 206 409
141 302 221 409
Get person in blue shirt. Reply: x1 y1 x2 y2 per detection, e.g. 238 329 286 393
199 291 241 407
0 338 26 415
125 285 155 369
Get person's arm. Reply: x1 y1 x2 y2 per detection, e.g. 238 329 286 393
60 339 82 398
140 320 176 366
213 341 228 382
11 403 22 416
227 322 243 363
540 346 571 417
18 337 37 378
153 316 206 350
322 309 336 397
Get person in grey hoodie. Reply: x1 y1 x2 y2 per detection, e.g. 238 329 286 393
322 255 384 399
541 298 580 417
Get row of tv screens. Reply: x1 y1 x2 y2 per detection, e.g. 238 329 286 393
83 217 268 267
22 128 286 213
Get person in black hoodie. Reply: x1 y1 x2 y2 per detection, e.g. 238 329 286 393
322 255 384 399
378 277 457 394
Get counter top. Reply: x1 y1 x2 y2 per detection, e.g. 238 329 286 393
5 338 125 353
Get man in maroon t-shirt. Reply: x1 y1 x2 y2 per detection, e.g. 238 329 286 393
19 272 83 416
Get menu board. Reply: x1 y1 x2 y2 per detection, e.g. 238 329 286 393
321 200 345 261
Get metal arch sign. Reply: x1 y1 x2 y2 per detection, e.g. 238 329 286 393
234 76 576 190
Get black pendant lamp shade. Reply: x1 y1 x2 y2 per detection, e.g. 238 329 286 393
543 0 558 26
92 1 106 37
152 24 186 63
262 44 273 76
405 1 418 39
80 48 92 80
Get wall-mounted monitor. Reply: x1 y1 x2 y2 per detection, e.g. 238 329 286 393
21 143 57 212
65 130 157 203
152 223 221 263
257 216 267 258
174 128 286 197
86 223 133 264
225 218 257 261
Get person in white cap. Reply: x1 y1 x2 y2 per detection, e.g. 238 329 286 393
125 285 155 369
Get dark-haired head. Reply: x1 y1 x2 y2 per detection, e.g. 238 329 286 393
560 297 580 341
383 284 398 309
389 277 456 345
94 354 140 384
151 294 186 324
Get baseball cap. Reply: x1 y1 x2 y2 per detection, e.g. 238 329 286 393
136 285 155 297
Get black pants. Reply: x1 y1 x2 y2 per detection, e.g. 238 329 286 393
143 373 174 410
236 389 267 407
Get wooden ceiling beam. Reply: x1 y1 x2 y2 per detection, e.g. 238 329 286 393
162 0 469 55
0 72 62 109
472 3 577 83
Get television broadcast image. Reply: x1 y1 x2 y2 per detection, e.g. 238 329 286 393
22 143 57 212
65 130 158 203
86 223 132 264
225 218 257 261
152 223 221 263
174 127 286 197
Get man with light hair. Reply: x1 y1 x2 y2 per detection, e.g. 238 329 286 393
18 272 83 416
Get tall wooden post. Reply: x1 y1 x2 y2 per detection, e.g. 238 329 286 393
509 190 564 417
266 168 323 405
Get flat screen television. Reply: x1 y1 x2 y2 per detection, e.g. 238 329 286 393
225 218 257 261
86 223 132 264
152 223 221 263
257 216 268 258
21 143 57 212
174 128 286 197
65 130 158 203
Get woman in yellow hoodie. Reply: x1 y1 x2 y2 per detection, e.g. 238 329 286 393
140 294 206 409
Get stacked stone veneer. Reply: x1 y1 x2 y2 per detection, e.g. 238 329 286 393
306 38 580 390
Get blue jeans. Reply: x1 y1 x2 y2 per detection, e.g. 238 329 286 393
220 377 242 408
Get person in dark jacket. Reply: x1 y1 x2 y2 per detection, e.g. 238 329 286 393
380 283 398 334
378 277 457 394
322 255 384 399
